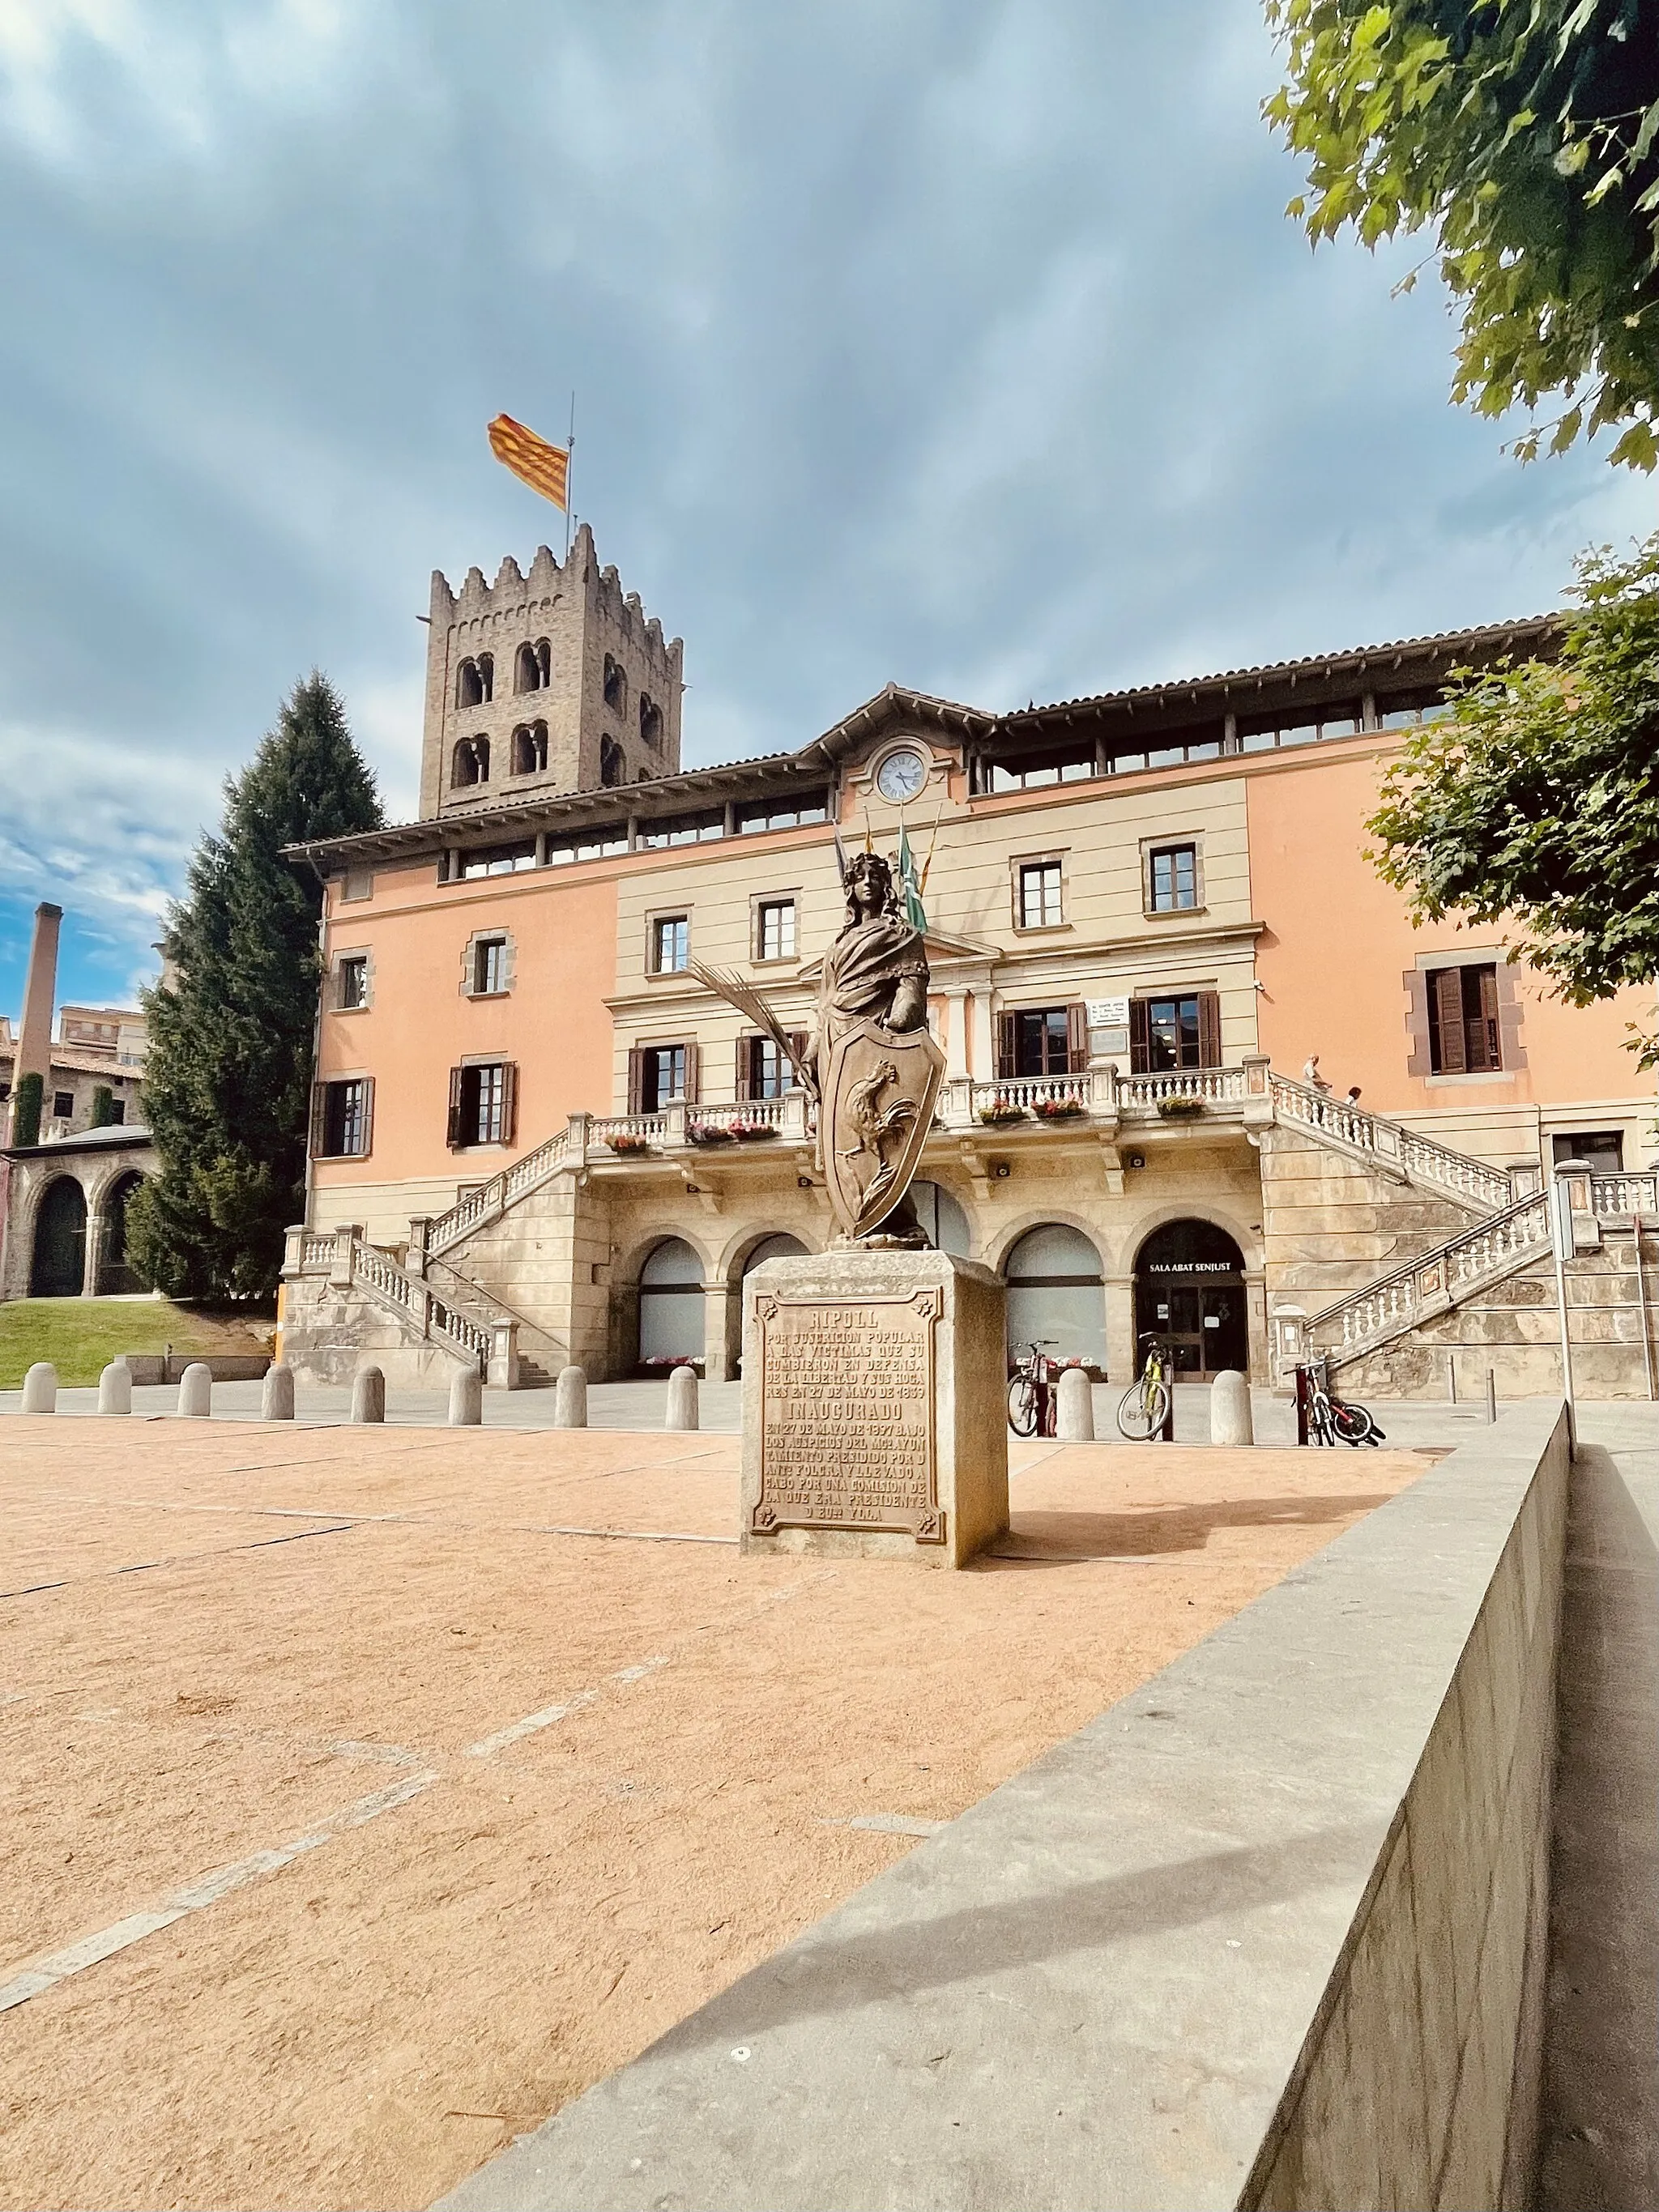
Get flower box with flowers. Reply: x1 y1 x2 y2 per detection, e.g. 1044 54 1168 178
728 1120 778 1140
687 1123 735 1146
1034 1097 1085 1120
607 1132 652 1154
1156 1094 1205 1119
640 1354 704 1372
978 1101 1028 1127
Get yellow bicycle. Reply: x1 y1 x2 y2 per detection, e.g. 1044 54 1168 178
1116 1332 1172 1442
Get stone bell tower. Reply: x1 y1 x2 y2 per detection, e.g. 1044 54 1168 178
417 522 684 820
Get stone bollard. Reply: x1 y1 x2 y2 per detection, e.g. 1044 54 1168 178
1210 1369 1254 1447
449 1366 483 1426
20 1362 57 1414
97 1358 132 1416
352 1366 386 1424
554 1365 588 1429
665 1365 699 1431
261 1362 296 1421
177 1362 212 1418
1056 1366 1094 1441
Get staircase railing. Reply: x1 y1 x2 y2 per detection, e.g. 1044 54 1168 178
427 1126 572 1258
1294 1188 1553 1372
1268 1072 1516 1213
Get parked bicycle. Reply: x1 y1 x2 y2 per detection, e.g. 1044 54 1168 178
1299 1358 1385 1447
1006 1340 1061 1438
1116 1332 1173 1442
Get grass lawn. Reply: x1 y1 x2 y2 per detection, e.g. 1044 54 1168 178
0 1300 271 1389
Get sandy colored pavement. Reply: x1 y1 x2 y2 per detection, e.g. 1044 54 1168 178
0 1418 1431 2212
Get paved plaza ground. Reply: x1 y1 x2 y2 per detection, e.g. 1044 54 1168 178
0 1413 1434 2212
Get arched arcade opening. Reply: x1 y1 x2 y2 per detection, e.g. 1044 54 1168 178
29 1177 87 1298
1002 1223 1107 1373
636 1236 705 1369
1133 1219 1247 1375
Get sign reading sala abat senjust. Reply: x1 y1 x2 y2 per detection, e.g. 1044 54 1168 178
750 1289 944 1544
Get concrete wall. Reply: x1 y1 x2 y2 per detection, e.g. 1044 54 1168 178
434 1404 1569 2212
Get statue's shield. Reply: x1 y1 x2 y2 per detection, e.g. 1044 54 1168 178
822 1018 945 1240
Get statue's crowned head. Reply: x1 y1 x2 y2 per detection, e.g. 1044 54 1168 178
841 848 902 927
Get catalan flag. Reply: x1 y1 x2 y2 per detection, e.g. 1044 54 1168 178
488 413 569 511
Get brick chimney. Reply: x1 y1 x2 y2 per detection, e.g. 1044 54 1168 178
10 901 62 1143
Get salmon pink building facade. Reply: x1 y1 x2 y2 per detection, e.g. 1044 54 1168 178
279 535 1659 1399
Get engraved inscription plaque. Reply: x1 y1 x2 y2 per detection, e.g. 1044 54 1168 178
753 1289 943 1542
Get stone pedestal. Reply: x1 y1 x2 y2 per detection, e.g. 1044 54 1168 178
740 1249 1009 1569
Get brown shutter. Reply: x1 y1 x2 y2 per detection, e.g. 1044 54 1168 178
501 1062 518 1146
736 1034 753 1101
627 1047 645 1115
1433 970 1466 1073
1474 965 1501 1071
1065 1002 1089 1073
1197 991 1222 1068
683 1040 702 1104
1128 998 1151 1075
446 1065 464 1147
309 1082 328 1157
996 1012 1017 1080
359 1076 375 1158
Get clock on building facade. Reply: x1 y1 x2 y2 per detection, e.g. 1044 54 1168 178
874 747 928 803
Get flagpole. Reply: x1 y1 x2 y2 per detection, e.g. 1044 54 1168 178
565 390 575 559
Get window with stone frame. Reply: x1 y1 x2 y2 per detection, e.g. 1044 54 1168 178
446 1060 517 1149
471 936 510 996
1017 859 1064 930
310 1076 373 1158
755 897 796 961
52 1090 74 1119
1427 964 1502 1073
650 914 689 974
336 954 369 1011
738 1031 808 1099
628 1041 700 1113
996 1004 1088 1078
1553 1130 1625 1174
1145 842 1199 913
1128 991 1222 1072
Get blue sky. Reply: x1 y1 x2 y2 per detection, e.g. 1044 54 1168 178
0 0 1648 1021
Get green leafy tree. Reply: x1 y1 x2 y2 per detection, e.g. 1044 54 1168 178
126 674 382 1302
1369 533 1659 1057
89 1084 115 1128
1265 0 1659 468
11 1071 42 1149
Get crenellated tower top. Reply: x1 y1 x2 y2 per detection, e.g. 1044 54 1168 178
417 522 684 820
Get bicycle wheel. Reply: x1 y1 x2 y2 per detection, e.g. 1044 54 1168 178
1007 1376 1038 1438
1143 1378 1171 1439
1331 1400 1377 1447
1116 1379 1157 1441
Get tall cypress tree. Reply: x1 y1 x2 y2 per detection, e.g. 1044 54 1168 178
127 674 382 1302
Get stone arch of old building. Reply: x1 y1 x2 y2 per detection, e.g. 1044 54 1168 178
999 1221 1108 1374
1111 1198 1263 1282
515 640 551 693
599 735 625 787
29 1174 87 1298
633 1234 708 1370
450 735 489 788
511 721 548 776
603 654 625 712
638 694 663 749
97 1169 147 1295
1132 1217 1249 1378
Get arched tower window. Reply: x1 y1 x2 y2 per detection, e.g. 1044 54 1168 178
599 736 625 787
515 640 550 693
638 693 663 748
603 654 625 712
513 722 548 776
455 658 482 709
451 735 490 788
477 652 493 701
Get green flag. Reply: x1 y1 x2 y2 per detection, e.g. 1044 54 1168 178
898 823 927 931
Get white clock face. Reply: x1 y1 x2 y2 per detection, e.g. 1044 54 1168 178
875 748 928 803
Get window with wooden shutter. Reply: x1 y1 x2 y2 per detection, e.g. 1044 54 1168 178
1128 999 1151 1074
1430 968 1467 1073
1472 965 1501 1071
1197 991 1222 1068
996 1012 1017 1080
309 1083 328 1157
500 1063 518 1147
736 1034 753 1099
1066 1003 1089 1072
446 1065 464 1147
359 1076 375 1157
683 1040 702 1104
627 1047 645 1115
